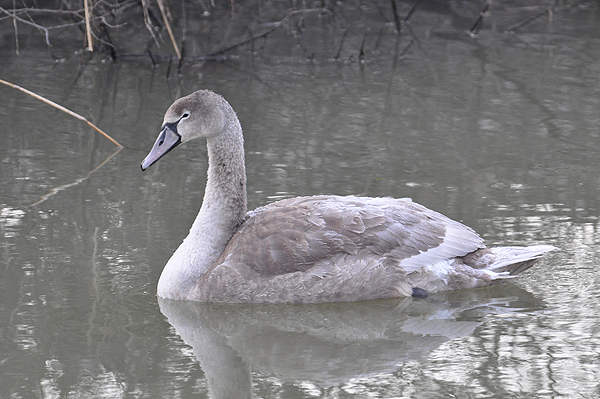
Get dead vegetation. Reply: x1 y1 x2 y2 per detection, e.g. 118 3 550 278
0 0 585 67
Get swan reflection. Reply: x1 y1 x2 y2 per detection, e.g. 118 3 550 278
158 285 542 398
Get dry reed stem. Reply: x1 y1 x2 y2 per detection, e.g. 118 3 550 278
84 0 94 50
157 0 181 59
0 79 123 148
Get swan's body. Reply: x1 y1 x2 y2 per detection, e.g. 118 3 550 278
141 90 555 303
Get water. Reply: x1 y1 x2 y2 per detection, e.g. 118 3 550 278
1 1 600 397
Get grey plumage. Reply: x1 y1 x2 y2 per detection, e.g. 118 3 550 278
141 90 556 303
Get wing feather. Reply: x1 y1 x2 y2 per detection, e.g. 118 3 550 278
214 195 484 277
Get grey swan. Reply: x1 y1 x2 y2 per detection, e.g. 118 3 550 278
141 90 555 303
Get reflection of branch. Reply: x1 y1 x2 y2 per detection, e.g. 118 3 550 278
390 0 400 33
404 0 422 23
87 226 100 347
505 7 552 32
469 0 491 36
0 79 123 147
29 147 122 207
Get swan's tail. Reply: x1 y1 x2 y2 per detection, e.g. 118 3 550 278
461 245 557 276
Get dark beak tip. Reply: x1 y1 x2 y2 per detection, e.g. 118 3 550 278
140 156 157 171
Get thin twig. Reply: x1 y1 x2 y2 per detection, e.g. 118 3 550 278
469 0 491 36
0 5 51 45
286 8 332 17
0 4 110 49
157 0 181 59
179 0 187 69
390 0 401 33
404 0 422 22
404 21 429 59
358 31 368 62
334 29 347 60
141 0 161 45
5 7 86 15
506 6 552 32
0 79 123 148
166 54 173 78
117 52 238 62
398 38 415 58
373 25 384 52
11 0 19 55
202 23 279 57
148 49 157 65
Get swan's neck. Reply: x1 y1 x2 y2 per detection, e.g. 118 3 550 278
157 114 247 300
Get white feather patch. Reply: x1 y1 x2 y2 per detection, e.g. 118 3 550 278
398 221 484 274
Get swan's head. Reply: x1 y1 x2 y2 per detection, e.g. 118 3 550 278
141 90 229 171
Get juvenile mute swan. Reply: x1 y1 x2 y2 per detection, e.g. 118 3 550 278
141 90 555 303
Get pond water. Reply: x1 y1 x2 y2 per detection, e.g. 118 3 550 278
1 1 600 398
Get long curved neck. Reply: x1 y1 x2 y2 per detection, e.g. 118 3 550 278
157 110 247 300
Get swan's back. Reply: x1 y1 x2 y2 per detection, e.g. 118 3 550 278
193 195 491 302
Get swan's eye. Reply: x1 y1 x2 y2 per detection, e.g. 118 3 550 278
181 112 190 119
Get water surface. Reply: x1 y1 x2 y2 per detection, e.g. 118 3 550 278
1 1 600 398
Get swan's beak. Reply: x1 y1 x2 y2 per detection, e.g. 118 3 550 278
141 124 182 171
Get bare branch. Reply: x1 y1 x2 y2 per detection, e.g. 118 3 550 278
0 5 51 45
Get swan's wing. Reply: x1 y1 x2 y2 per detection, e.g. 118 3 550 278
214 195 485 277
